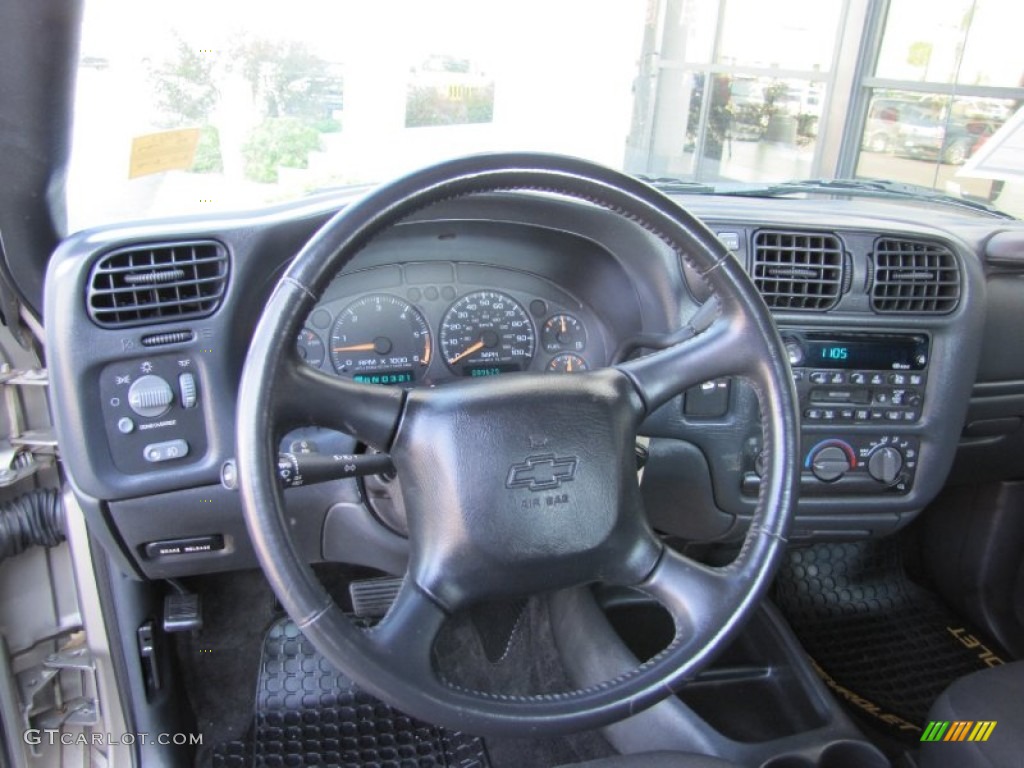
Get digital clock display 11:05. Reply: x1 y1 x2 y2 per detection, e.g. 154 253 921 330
801 336 928 371
820 346 849 361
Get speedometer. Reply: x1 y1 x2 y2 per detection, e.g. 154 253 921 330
330 295 432 384
440 291 535 377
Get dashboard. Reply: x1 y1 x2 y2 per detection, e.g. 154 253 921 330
43 189 1024 580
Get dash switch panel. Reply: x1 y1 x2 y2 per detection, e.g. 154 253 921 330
99 355 208 475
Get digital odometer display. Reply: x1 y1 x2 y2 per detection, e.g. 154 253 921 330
440 291 535 376
352 371 414 385
465 363 519 378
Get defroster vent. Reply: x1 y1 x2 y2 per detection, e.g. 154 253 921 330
870 238 960 314
88 241 229 328
752 230 844 310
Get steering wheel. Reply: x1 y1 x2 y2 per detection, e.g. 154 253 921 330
236 153 799 737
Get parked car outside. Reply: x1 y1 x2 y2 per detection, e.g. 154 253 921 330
897 113 997 165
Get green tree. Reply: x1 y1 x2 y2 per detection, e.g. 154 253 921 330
242 118 322 183
148 36 223 173
233 39 340 121
150 37 219 125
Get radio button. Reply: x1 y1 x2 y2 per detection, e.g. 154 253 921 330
785 341 805 367
805 409 823 421
870 373 885 386
870 410 885 421
810 371 829 385
889 373 908 385
829 372 848 385
822 409 837 421
910 374 924 386
885 410 902 421
874 392 890 404
855 409 870 421
850 372 868 385
840 409 855 421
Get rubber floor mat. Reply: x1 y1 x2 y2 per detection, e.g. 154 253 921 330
774 539 1007 743
211 618 490 768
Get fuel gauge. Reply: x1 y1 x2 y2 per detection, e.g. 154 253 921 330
542 314 586 353
548 353 589 373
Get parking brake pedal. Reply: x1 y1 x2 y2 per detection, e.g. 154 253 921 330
163 591 203 633
349 577 403 619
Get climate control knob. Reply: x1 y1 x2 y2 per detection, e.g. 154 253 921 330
868 446 903 484
810 444 852 482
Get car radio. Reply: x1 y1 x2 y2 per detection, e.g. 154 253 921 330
782 331 928 425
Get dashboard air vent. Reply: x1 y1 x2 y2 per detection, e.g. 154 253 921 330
752 230 844 310
88 241 229 328
870 238 960 314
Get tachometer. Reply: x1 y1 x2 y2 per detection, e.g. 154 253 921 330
330 295 432 384
440 291 535 377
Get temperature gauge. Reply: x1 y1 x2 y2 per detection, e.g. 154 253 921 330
542 314 586 353
548 353 589 373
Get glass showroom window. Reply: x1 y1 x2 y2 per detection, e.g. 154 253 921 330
855 0 1024 210
625 0 844 182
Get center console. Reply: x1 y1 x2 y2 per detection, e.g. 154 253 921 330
641 298 981 541
551 588 891 768
766 330 929 497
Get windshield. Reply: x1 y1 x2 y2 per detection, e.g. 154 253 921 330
69 0 1024 231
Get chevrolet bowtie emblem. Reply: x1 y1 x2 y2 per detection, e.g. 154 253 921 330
505 454 579 492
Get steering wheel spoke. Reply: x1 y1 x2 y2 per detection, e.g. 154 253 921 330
617 314 760 415
638 547 741 637
275 358 405 450
365 579 448 673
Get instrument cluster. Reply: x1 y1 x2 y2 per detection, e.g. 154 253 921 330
297 284 600 386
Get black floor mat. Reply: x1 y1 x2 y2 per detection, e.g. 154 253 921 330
211 618 490 768
775 539 1008 744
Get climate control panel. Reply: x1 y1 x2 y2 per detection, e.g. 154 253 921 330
802 434 919 494
99 355 208 474
742 433 919 497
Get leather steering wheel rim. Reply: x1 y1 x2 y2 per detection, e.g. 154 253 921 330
236 152 799 737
